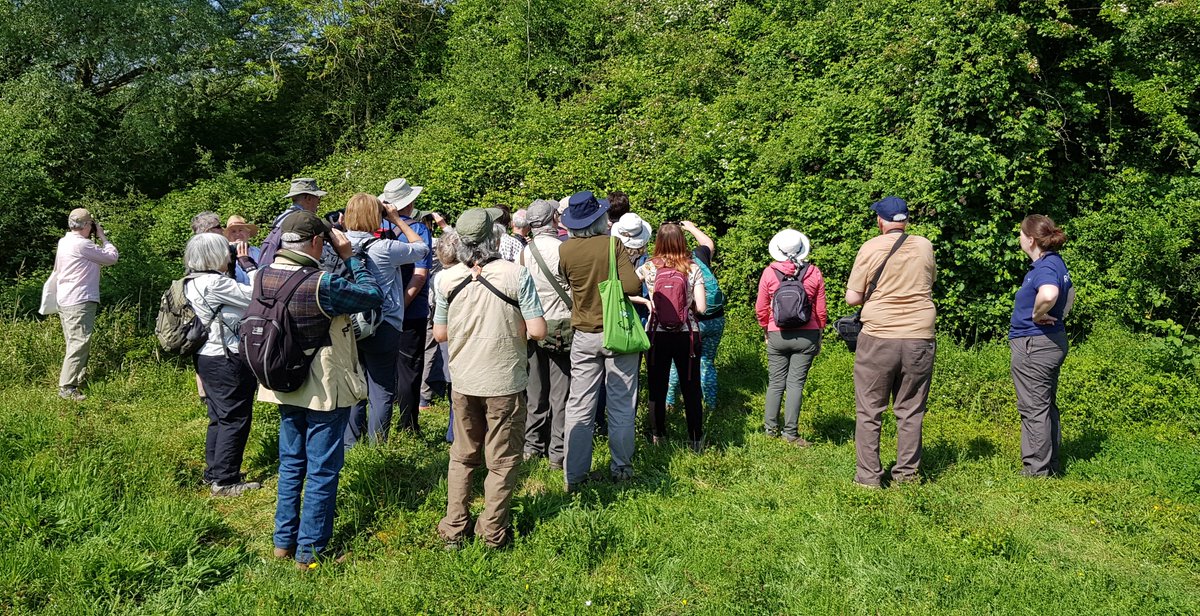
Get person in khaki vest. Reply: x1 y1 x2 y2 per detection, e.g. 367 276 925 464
845 196 937 488
433 208 546 549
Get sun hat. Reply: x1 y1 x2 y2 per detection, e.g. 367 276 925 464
527 199 557 228
871 196 908 222
223 215 259 239
556 196 570 215
68 208 93 227
610 213 652 249
280 210 332 243
377 178 423 210
768 229 811 262
284 178 327 199
560 191 610 230
456 207 504 244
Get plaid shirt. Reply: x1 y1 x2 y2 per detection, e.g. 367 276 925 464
275 250 383 317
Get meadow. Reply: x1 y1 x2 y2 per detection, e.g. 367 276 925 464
1 306 1197 614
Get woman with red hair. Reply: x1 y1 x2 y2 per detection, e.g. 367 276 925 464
636 223 707 451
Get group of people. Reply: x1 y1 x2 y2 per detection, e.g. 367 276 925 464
49 179 1075 566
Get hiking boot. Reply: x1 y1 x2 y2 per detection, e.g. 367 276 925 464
548 459 563 471
852 480 882 490
58 387 86 401
783 435 813 448
611 467 634 482
273 547 294 560
764 428 780 438
211 481 262 497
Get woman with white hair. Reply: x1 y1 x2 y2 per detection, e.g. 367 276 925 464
183 232 261 497
755 229 828 447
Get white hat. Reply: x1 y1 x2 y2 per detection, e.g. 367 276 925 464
377 178 423 210
768 229 810 262
556 196 570 215
611 213 652 249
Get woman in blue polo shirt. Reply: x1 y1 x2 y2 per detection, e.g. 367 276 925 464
1009 214 1074 477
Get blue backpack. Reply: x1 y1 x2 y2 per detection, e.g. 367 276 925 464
695 258 725 319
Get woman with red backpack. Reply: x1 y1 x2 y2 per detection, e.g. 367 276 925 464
636 223 707 451
755 229 828 447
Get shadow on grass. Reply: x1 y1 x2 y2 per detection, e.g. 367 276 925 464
811 413 855 444
1061 425 1108 474
920 435 999 482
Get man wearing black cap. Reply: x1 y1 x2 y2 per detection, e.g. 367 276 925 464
557 191 643 492
253 210 384 569
845 196 937 488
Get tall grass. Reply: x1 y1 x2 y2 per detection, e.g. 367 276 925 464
0 305 1197 613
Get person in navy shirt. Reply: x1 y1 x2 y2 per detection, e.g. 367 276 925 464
1009 214 1075 477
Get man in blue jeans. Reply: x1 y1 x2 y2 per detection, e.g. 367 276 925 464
253 211 383 569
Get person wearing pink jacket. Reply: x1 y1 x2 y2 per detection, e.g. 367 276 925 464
54 208 119 401
755 229 827 447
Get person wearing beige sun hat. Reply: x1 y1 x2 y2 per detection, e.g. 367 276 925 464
224 215 262 285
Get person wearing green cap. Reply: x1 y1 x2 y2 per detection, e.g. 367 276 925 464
432 207 546 549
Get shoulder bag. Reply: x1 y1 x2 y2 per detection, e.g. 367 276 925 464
525 239 575 353
600 238 651 354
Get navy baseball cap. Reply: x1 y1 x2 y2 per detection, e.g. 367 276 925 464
871 196 909 222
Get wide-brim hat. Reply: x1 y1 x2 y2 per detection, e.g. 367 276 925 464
378 178 423 210
611 213 651 249
560 191 610 230
223 215 259 238
456 207 504 244
284 177 327 199
768 229 811 262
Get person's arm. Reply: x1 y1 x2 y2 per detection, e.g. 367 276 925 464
755 267 773 328
208 276 254 310
691 268 707 314
845 244 870 306
384 206 426 245
432 274 449 342
1032 284 1061 325
814 271 828 329
235 241 258 274
516 268 547 340
81 224 119 265
403 221 434 306
386 237 431 265
318 230 384 317
681 221 715 258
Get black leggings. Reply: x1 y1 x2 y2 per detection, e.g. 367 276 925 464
647 330 703 441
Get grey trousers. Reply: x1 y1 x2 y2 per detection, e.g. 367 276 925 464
525 342 570 464
563 330 639 485
853 333 935 485
764 330 822 437
1010 333 1068 476
58 301 98 389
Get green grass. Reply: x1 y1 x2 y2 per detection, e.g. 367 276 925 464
1 307 1198 614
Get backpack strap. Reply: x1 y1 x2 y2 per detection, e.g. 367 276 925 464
445 264 521 311
527 239 573 309
357 237 379 258
863 234 908 305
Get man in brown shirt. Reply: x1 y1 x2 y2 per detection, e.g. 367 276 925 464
845 196 937 487
558 191 643 492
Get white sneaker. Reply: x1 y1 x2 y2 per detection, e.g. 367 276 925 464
211 481 262 497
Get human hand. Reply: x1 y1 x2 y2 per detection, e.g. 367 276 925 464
382 202 400 222
93 221 106 240
431 212 446 228
680 220 698 233
234 241 249 258
329 229 353 260
1032 313 1057 326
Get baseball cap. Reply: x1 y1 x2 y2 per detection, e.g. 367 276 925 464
280 210 331 242
871 196 909 222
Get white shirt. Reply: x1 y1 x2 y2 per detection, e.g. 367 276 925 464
184 272 254 356
55 233 119 307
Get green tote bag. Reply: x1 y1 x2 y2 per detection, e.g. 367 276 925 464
600 237 651 354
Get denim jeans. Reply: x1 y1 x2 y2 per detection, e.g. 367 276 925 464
345 322 402 448
274 405 350 564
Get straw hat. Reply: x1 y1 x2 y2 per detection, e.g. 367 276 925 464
223 215 259 239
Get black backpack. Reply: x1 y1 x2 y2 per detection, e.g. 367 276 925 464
772 262 813 329
239 267 324 393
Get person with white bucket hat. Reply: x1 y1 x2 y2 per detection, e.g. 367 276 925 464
755 228 827 447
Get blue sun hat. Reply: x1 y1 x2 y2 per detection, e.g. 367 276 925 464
560 191 610 230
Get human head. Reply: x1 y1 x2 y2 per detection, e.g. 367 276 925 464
561 191 610 232
343 193 383 233
527 199 558 237
436 230 461 266
279 210 331 260
1020 214 1066 253
67 208 93 232
512 208 530 236
768 229 811 263
184 232 233 273
454 213 504 266
223 215 258 243
190 211 223 235
495 204 513 228
607 191 630 223
377 178 423 215
651 223 692 273
285 178 327 212
871 196 908 232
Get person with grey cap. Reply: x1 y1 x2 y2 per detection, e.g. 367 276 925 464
845 196 937 488
557 191 643 492
53 208 119 401
432 207 545 549
519 199 572 468
258 178 339 273
254 209 383 569
378 177 436 435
